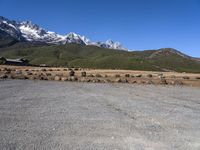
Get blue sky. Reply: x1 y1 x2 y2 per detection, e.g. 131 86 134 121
0 0 200 57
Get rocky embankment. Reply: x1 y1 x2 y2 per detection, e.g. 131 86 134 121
0 66 200 86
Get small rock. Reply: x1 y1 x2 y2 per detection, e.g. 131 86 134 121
17 75 28 80
140 81 146 84
171 80 183 86
11 68 16 72
41 68 47 72
0 74 8 79
125 74 130 77
10 75 16 79
101 79 108 83
68 76 77 81
115 78 121 83
88 74 94 77
92 78 100 83
81 71 87 77
160 78 167 84
78 78 87 82
39 76 48 80
15 70 22 75
56 73 63 76
182 76 190 79
61 77 68 81
115 74 120 78
136 74 142 78
25 71 33 76
195 77 200 80
1 68 7 71
132 81 137 84
86 79 91 82
170 75 176 79
46 73 52 76
146 80 154 84
121 79 128 83
104 74 108 78
4 68 11 74
74 68 79 71
157 73 163 76
146 74 153 78
159 75 165 79
69 69 75 76
29 76 37 80
95 74 102 78
131 75 135 78
54 76 61 81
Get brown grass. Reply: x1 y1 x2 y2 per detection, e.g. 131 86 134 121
0 65 200 87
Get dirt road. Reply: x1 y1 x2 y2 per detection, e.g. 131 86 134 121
0 80 200 149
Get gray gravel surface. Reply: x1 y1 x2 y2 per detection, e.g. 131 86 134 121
0 80 200 150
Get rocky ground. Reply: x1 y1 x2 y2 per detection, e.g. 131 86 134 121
0 65 200 86
0 80 200 150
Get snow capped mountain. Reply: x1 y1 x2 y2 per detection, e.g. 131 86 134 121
19 21 67 44
0 16 127 50
105 39 126 50
65 32 90 45
0 16 23 41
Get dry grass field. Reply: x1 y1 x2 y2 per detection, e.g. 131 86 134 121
1 65 200 87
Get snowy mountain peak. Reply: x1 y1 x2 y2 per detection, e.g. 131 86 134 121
0 16 128 50
106 39 114 45
19 24 45 40
67 32 79 37
0 16 23 40
20 21 43 32
105 39 126 50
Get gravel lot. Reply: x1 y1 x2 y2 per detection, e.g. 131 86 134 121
0 80 200 150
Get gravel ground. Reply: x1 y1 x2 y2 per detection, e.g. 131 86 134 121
0 80 200 150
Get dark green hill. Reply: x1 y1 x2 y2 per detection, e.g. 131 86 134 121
0 30 18 48
0 42 200 73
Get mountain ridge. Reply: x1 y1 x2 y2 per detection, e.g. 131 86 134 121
0 16 127 50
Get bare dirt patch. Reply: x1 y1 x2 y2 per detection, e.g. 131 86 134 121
0 80 200 149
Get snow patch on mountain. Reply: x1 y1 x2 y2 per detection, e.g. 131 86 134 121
2 20 17 30
20 24 41 40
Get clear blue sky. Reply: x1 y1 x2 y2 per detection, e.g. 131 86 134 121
0 0 200 57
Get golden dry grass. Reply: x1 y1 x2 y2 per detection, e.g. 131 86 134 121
1 65 200 87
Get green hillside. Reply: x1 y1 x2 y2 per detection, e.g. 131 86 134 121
0 42 200 73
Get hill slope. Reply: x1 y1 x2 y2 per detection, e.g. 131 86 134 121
0 42 200 73
0 30 19 48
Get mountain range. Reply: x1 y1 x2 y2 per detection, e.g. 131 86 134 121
0 16 127 50
0 16 200 73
